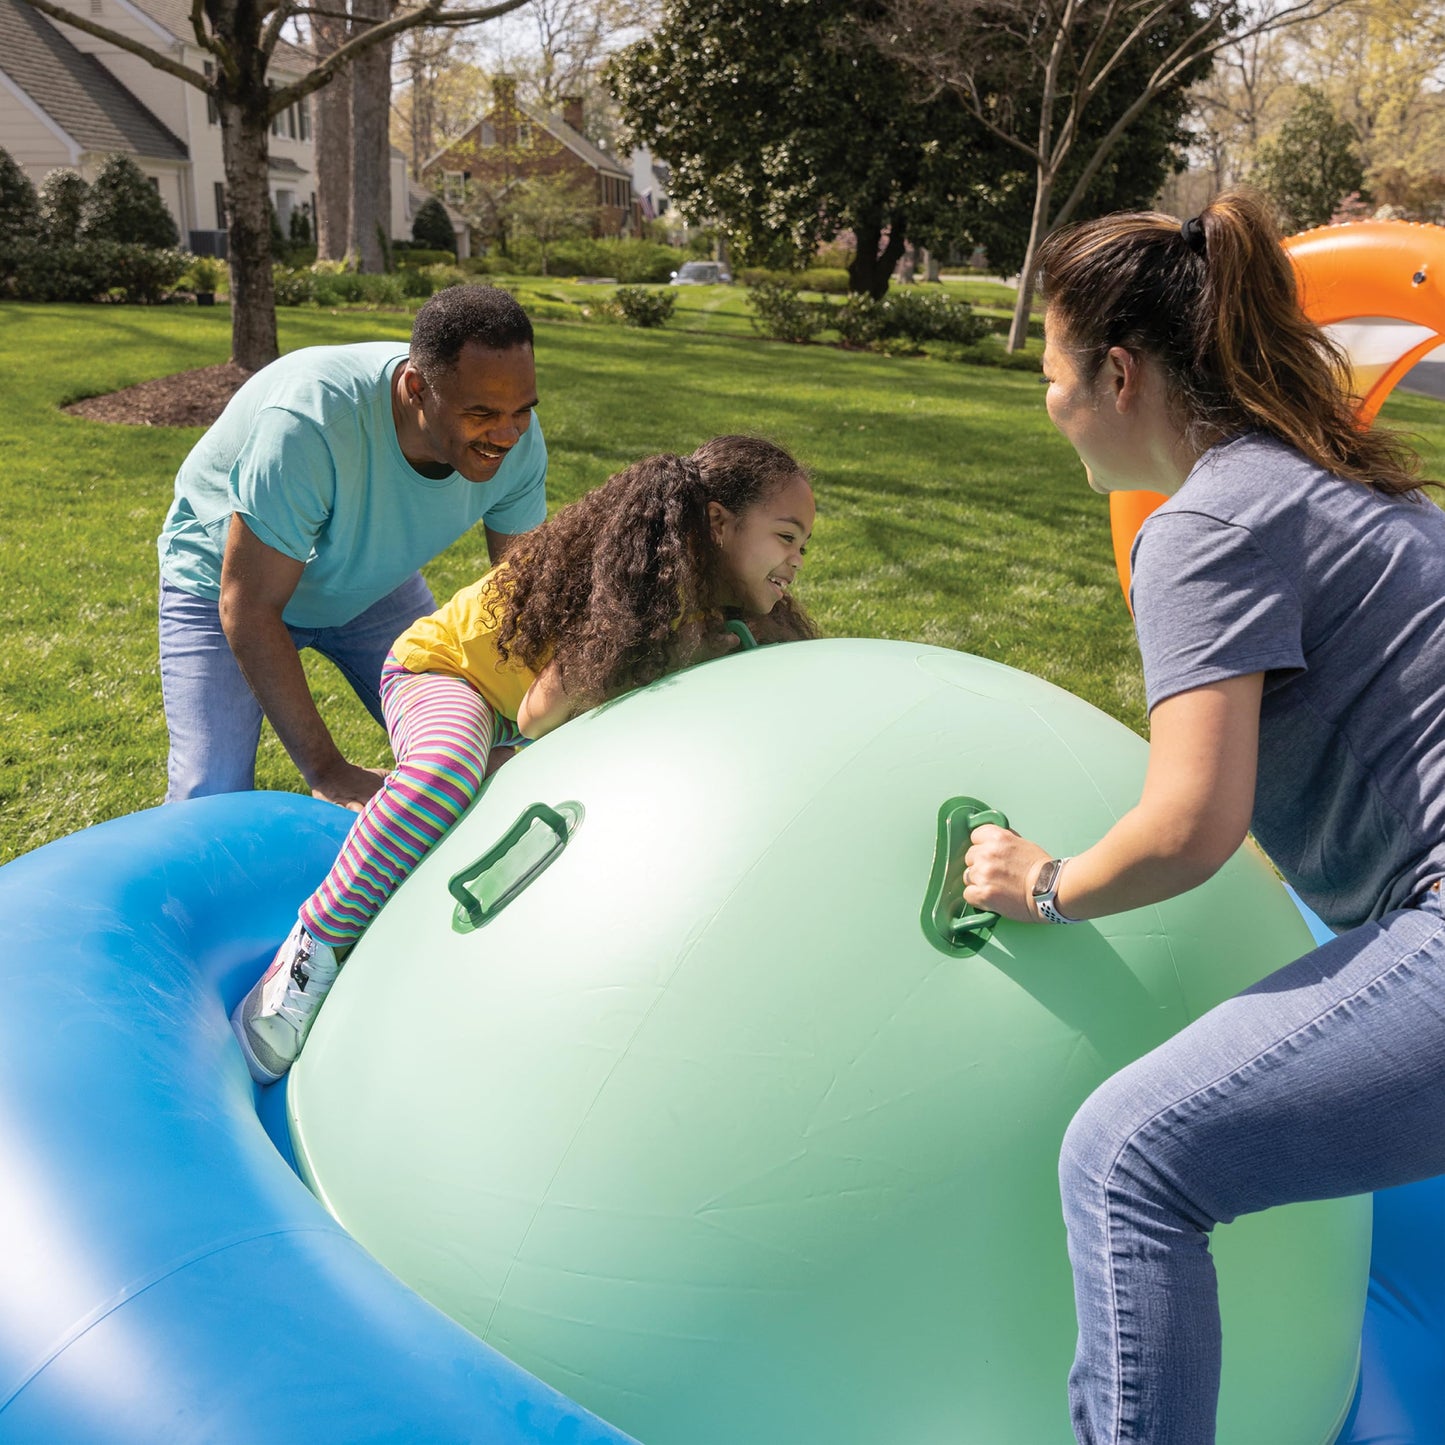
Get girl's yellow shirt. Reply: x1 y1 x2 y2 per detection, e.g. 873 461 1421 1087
391 566 538 720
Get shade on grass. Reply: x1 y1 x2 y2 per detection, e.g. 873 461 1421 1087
2 301 1443 863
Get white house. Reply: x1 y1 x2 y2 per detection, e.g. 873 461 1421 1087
0 0 422 252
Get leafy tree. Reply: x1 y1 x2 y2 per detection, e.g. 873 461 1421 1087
80 154 179 247
610 0 1008 298
16 0 530 368
412 195 458 251
506 172 596 274
875 0 1351 347
1252 85 1365 229
38 168 89 244
0 148 40 248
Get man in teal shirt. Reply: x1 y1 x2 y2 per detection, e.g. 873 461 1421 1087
158 286 546 809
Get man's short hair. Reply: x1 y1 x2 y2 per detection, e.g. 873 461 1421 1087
410 285 534 382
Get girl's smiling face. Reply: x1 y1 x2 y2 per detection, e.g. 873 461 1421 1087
710 472 816 614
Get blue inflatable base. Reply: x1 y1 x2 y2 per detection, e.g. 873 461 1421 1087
0 793 637 1445
0 795 1437 1443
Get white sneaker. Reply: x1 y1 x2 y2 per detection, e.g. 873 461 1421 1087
231 920 341 1084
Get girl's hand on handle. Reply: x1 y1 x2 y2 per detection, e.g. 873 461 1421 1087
963 825 1053 923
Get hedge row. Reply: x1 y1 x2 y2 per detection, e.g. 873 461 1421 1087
746 281 994 352
0 239 189 303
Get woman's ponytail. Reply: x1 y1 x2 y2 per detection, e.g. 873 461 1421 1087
1037 189 1428 497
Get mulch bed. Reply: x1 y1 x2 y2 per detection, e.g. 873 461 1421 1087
63 361 252 428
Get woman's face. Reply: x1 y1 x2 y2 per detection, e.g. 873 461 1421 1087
1041 310 1155 494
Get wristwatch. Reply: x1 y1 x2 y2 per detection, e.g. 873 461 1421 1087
1032 857 1078 925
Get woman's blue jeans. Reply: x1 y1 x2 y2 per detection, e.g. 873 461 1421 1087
1060 884 1445 1444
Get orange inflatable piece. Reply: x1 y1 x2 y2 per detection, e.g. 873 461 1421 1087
1107 220 1445 603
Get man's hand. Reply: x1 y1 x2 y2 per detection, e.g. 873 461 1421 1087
220 516 363 792
309 761 389 812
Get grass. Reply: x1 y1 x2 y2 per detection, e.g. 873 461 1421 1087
2 300 1443 864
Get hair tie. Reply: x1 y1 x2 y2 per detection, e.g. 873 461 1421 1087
1180 215 1207 255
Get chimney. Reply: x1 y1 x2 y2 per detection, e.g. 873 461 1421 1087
561 94 584 133
492 74 517 112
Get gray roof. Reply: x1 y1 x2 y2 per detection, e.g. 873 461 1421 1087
0 0 187 161
524 100 629 180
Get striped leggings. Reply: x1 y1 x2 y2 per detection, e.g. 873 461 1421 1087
299 655 523 947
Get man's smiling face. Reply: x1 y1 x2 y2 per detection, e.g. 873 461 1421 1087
408 342 539 483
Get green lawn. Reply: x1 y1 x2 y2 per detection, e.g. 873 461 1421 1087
2 300 1443 864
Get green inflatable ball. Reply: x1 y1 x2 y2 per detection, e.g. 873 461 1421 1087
288 639 1369 1445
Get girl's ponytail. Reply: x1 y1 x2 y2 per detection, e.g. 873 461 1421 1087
1037 189 1428 497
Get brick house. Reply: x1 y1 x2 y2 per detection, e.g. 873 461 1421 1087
420 77 637 245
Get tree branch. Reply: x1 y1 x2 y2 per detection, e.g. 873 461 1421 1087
14 0 210 88
267 0 529 112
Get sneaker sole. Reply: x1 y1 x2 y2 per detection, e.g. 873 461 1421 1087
230 1000 287 1086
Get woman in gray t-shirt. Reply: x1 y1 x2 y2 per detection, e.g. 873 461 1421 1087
963 190 1445 1444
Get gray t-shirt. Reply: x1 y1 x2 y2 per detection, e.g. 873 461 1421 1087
1130 432 1445 931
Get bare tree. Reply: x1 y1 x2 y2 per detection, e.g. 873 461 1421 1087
348 0 396 270
875 0 1354 349
16 0 529 368
313 11 352 260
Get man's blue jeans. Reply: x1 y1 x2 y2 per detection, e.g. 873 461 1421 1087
1061 883 1445 1443
158 573 435 801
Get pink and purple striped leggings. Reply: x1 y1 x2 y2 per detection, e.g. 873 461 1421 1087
299 655 522 947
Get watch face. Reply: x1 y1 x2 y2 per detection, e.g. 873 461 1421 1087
1033 859 1061 897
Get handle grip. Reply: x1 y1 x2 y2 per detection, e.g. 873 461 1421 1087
921 797 1011 956
448 800 583 933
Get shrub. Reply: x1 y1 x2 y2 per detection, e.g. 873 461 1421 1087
289 207 312 247
0 239 187 302
881 288 991 345
613 286 676 328
81 155 179 248
412 196 456 254
105 243 190 301
272 264 314 305
184 254 227 293
830 294 889 349
38 169 89 244
0 148 40 248
746 279 827 343
397 247 456 268
420 263 469 292
796 267 850 294
398 266 435 299
737 266 849 294
460 254 512 276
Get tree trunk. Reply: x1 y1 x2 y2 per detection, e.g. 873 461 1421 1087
847 217 909 299
1007 169 1053 353
313 14 351 262
219 95 278 370
349 0 393 272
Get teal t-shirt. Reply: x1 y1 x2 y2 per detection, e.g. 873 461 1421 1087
157 342 547 628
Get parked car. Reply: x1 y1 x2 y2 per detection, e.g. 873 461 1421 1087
670 260 732 285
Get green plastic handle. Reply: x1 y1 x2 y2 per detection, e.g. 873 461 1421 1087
448 801 583 933
725 619 759 650
921 797 1011 956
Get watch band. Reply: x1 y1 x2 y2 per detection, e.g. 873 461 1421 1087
1033 857 1079 925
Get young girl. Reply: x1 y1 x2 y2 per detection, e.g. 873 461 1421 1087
233 435 816 1083
961 191 1445 1444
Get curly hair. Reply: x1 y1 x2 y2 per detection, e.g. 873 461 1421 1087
1036 188 1432 498
495 436 817 704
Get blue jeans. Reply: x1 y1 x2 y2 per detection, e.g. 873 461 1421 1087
1061 884 1445 1444
158 573 435 801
